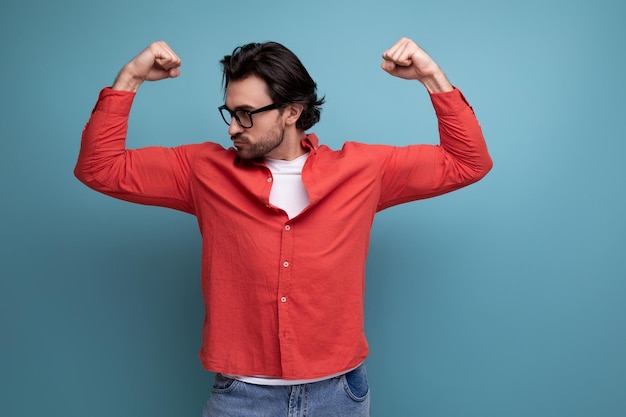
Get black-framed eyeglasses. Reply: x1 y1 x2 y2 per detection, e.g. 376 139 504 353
218 103 279 128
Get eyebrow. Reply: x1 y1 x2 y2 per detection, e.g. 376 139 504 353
224 104 255 112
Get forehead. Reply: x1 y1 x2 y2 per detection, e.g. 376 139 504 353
225 74 272 108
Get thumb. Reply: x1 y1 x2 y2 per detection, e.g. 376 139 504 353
381 60 397 74
168 67 181 78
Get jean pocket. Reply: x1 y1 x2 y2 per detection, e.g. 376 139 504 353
211 373 239 394
342 365 370 401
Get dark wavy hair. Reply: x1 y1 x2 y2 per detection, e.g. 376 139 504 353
220 42 325 130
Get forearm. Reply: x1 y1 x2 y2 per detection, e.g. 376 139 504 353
431 88 492 178
419 67 454 94
112 64 144 92
75 88 135 188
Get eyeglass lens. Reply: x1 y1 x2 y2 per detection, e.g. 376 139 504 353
220 108 253 128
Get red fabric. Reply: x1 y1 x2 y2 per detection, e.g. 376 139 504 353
75 87 492 379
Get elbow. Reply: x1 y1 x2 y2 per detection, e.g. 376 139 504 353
472 153 493 183
74 161 88 185
74 159 97 189
480 154 494 178
74 164 84 184
462 153 493 185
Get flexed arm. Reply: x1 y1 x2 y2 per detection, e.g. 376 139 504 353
376 38 492 208
75 42 199 214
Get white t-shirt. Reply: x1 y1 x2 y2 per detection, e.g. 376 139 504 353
264 153 310 219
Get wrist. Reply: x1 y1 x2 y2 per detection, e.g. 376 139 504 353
420 68 453 94
112 65 143 92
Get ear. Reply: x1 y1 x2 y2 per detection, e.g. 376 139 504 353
284 104 304 126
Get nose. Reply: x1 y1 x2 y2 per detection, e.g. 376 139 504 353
228 118 244 136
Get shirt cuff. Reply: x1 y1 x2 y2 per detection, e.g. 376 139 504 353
92 87 136 115
429 87 474 116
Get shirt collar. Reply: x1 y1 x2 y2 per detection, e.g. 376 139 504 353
301 133 319 152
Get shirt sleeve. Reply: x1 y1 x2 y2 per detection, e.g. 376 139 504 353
74 87 201 214
376 87 493 211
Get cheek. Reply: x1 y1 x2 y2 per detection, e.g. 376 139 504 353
257 117 284 136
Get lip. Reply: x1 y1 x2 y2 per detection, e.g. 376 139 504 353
231 136 249 147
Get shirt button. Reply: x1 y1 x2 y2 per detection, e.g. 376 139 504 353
283 261 289 267
267 177 273 183
281 297 287 303
285 225 291 231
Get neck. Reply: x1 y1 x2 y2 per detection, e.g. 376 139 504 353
266 129 307 161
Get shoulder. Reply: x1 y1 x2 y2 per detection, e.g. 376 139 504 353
309 142 399 177
176 141 234 158
170 142 239 173
315 141 397 161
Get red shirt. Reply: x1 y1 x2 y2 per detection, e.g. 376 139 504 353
75 87 492 379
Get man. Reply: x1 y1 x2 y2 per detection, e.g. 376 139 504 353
75 37 492 417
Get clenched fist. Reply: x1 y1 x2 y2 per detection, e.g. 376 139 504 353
113 41 182 92
381 38 453 93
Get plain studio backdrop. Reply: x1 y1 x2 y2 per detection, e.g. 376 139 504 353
1 0 625 416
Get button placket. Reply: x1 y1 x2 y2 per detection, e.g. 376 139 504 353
277 216 294 364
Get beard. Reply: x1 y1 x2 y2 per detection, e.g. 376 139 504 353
232 124 286 160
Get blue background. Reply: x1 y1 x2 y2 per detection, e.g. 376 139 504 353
2 0 625 416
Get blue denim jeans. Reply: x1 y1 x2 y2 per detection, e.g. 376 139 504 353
202 364 371 417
